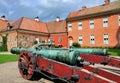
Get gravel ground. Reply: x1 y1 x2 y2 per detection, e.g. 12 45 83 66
0 62 54 83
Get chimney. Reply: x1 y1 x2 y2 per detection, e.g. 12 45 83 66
56 16 60 22
1 15 6 20
82 6 87 10
34 16 39 21
105 0 110 5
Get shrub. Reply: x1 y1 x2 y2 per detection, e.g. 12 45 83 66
0 34 8 52
34 40 38 45
72 42 80 48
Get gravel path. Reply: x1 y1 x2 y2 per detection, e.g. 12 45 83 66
0 62 54 83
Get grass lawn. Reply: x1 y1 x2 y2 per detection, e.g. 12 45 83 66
108 48 120 56
0 54 18 64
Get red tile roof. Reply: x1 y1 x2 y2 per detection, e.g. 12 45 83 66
1 17 48 33
67 1 120 19
0 19 13 31
1 17 67 34
46 20 66 33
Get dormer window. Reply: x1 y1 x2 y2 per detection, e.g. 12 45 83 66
7 23 12 30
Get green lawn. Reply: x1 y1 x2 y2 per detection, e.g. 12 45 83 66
0 54 18 64
108 48 120 56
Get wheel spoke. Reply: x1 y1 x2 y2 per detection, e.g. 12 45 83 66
18 51 35 80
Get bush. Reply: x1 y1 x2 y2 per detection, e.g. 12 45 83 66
0 35 8 52
34 40 38 45
72 42 80 48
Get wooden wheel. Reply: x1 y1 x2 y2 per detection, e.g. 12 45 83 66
18 50 35 80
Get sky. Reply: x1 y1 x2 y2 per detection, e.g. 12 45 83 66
0 0 117 22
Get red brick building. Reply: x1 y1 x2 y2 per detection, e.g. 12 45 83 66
46 19 67 47
0 0 120 51
67 0 120 47
0 16 67 51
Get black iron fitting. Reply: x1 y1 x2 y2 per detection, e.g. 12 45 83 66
71 74 80 81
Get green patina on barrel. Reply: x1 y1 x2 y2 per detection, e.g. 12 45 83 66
70 48 109 56
11 47 81 65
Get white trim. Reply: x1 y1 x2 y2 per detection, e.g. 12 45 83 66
90 19 94 29
104 34 109 44
78 21 82 30
103 17 108 27
90 34 95 44
78 35 83 44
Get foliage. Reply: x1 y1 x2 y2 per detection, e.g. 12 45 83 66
72 42 81 48
0 34 8 52
34 40 38 45
50 44 62 48
108 48 120 56
41 40 45 43
0 54 18 64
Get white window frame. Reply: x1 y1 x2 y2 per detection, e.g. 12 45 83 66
68 22 72 31
104 34 109 44
49 38 53 43
69 39 73 46
35 37 39 44
78 35 83 44
58 37 62 42
90 19 94 29
30 36 34 42
78 21 82 30
119 14 120 26
90 34 95 44
103 17 108 27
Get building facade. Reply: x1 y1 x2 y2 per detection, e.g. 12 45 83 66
0 0 120 51
67 0 120 47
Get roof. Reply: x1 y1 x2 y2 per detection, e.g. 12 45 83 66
46 20 67 33
1 17 48 33
67 1 120 20
0 19 13 31
1 17 67 34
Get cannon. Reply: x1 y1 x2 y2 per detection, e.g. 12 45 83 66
69 47 109 56
11 43 83 81
11 47 81 65
11 44 120 83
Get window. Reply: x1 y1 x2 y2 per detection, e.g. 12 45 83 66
78 35 83 44
58 37 62 42
49 38 53 43
69 39 73 46
68 22 72 31
90 34 95 44
104 34 109 44
78 21 82 30
103 17 108 27
35 37 39 44
90 19 94 29
41 38 45 43
30 36 34 42
118 14 120 26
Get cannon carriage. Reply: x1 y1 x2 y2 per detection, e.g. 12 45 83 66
11 43 120 83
